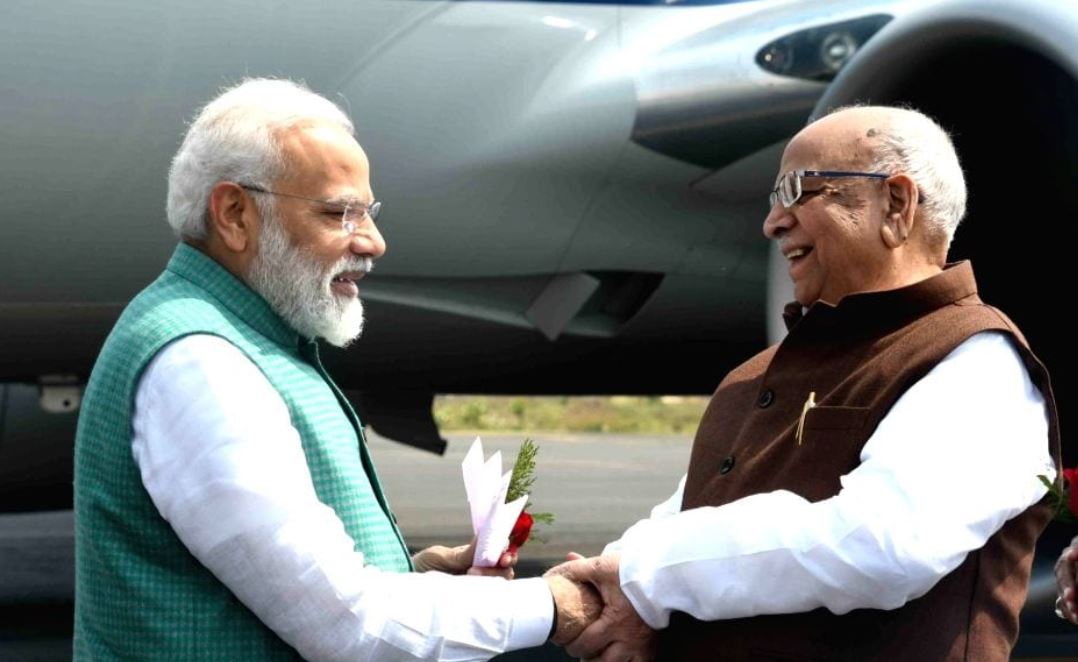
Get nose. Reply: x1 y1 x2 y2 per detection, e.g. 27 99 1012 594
762 200 793 240
351 218 386 259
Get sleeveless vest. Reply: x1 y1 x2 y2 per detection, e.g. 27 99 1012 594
74 243 411 660
662 262 1060 661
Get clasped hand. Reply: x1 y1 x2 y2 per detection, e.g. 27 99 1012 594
1056 534 1078 624
414 542 657 659
544 552 657 661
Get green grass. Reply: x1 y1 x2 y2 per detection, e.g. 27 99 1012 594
433 395 710 435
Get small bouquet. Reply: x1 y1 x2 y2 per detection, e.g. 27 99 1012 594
1038 465 1078 522
505 439 554 554
461 437 554 566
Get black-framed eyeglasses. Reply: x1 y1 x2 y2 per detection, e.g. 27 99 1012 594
769 170 889 209
239 184 381 234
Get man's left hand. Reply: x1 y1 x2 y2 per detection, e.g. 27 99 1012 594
1056 534 1078 624
545 552 657 661
412 539 517 579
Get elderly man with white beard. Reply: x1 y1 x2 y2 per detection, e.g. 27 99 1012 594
72 78 600 662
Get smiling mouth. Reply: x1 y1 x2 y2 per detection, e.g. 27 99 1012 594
330 273 364 297
332 269 367 285
784 246 812 262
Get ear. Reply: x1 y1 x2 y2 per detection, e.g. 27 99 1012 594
879 173 918 249
207 181 257 253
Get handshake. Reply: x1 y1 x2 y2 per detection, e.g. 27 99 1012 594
414 541 656 660
453 438 657 659
543 552 657 661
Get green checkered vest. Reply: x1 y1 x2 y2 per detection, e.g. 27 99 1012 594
73 243 411 660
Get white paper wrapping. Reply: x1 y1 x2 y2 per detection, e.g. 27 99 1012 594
461 437 529 567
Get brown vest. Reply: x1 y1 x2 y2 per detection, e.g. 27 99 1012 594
662 262 1061 661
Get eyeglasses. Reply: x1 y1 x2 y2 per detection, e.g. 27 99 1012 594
239 184 381 234
769 170 889 209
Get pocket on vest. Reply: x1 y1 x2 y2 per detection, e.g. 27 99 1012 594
795 405 871 500
802 405 870 434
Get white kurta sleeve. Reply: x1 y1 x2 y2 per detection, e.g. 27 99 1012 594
615 331 1055 628
131 334 552 662
603 476 686 556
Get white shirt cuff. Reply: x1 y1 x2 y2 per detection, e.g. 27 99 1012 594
505 577 555 650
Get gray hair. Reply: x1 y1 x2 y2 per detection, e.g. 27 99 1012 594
166 78 354 241
862 107 967 248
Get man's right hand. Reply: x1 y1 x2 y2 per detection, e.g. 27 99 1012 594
545 574 603 645
1056 534 1078 624
546 552 657 661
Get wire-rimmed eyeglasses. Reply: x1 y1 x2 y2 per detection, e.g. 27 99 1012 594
769 170 889 209
239 184 381 234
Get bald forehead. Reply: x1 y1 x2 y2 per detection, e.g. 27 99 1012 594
785 108 894 169
275 122 369 181
277 122 364 159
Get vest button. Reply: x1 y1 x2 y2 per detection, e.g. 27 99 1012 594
757 389 774 408
719 455 736 475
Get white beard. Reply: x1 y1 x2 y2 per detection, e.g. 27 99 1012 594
247 212 369 348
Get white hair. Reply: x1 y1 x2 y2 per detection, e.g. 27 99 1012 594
247 206 370 347
166 78 354 240
862 107 967 248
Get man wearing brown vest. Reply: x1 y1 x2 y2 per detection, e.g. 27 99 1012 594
548 106 1060 661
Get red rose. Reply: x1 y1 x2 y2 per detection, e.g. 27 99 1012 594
507 511 534 554
1063 467 1078 517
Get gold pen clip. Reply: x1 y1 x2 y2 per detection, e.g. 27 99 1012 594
795 391 816 446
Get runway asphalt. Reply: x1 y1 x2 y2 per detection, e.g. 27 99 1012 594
370 432 693 562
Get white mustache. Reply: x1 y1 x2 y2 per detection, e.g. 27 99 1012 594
328 255 373 279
